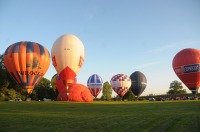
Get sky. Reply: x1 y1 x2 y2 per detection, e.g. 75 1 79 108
0 0 200 97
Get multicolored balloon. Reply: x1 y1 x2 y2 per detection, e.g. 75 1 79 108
172 48 200 95
4 41 50 94
130 71 147 97
110 74 131 97
87 74 103 98
51 34 85 88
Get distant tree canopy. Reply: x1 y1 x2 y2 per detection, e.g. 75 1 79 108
31 78 58 101
123 90 136 101
167 80 187 94
102 81 112 101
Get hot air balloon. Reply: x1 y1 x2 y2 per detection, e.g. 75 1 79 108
55 75 77 101
172 48 200 96
110 74 131 97
130 71 147 97
4 41 50 94
68 84 93 102
87 74 103 98
51 34 85 91
57 92 68 101
56 75 77 92
51 73 57 89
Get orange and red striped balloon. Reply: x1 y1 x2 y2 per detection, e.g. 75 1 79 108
4 41 50 94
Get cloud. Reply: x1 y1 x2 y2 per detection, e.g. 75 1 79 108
148 40 200 53
148 44 177 53
135 61 163 69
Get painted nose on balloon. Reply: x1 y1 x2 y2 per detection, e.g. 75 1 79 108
59 66 76 85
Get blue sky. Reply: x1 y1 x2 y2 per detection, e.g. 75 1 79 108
0 0 200 96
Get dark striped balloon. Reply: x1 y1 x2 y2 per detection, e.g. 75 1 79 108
4 41 50 94
87 74 103 98
130 71 147 97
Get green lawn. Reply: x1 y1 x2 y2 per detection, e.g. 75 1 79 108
0 101 199 132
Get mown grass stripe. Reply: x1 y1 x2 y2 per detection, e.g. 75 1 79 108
0 101 199 132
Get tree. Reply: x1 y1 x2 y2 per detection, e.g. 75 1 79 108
32 77 57 100
102 81 112 101
167 80 187 94
0 54 8 89
123 90 136 101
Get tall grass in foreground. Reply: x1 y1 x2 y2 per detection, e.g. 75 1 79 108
0 101 199 132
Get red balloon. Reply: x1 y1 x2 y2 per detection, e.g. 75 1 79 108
68 84 93 102
56 75 77 92
57 92 68 101
56 75 67 93
172 48 200 94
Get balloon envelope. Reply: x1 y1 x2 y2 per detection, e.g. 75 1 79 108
51 34 85 87
130 71 147 97
68 84 93 102
110 74 131 97
172 48 200 94
56 75 67 93
57 91 68 101
4 41 50 94
51 74 57 89
87 74 103 98
56 75 77 93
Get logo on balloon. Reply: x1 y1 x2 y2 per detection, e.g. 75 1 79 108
88 84 103 88
52 56 57 67
174 67 182 75
78 56 84 68
183 64 199 74
174 64 200 75
26 57 41 69
17 71 44 76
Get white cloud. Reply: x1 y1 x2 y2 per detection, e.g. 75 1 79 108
148 40 200 53
135 61 163 68
148 44 177 53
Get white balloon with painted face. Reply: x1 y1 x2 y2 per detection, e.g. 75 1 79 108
51 34 85 87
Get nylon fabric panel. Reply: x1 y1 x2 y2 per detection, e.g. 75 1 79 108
59 66 77 84
19 42 27 84
4 45 23 87
12 42 21 53
56 75 67 93
68 84 93 102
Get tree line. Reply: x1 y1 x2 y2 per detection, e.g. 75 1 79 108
0 54 187 101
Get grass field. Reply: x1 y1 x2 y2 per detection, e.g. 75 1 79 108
0 101 199 132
